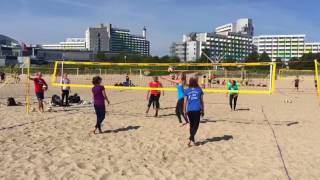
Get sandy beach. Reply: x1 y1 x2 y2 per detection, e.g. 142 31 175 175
0 75 320 180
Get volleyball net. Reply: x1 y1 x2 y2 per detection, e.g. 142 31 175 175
51 61 277 94
278 69 315 80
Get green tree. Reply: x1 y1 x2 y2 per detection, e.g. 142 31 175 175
221 58 236 63
275 57 285 69
288 53 316 70
259 51 271 62
245 50 259 63
96 53 107 60
196 48 211 63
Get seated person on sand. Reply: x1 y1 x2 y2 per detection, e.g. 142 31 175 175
125 74 130 84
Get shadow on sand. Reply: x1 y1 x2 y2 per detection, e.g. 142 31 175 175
196 135 233 146
160 107 176 110
236 108 250 111
200 118 299 126
158 113 176 117
102 125 140 134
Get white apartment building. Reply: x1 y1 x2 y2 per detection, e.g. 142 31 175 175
42 23 149 55
186 41 201 61
42 38 86 50
253 34 320 61
171 18 254 62
170 42 186 61
215 18 254 36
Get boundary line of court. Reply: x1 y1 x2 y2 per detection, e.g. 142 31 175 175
261 106 292 180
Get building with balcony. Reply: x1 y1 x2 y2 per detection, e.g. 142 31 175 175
253 34 320 61
171 18 254 62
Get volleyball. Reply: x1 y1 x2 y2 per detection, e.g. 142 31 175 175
144 70 151 76
168 66 174 73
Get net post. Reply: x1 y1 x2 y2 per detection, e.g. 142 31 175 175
51 61 58 84
269 63 273 94
61 59 64 80
271 63 277 94
25 57 31 114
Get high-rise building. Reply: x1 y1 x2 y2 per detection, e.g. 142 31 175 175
170 42 186 60
42 23 150 56
42 38 86 50
215 18 254 36
253 34 320 61
85 24 110 52
109 26 150 55
85 23 150 55
171 18 254 62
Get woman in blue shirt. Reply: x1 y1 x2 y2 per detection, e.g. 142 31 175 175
184 77 204 147
228 80 239 111
161 73 188 124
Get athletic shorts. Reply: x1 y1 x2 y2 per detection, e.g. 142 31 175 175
36 92 44 100
148 94 160 108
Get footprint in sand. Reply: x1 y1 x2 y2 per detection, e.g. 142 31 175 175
99 174 110 180
76 162 86 169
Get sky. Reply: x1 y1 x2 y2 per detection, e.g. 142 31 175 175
1 0 320 56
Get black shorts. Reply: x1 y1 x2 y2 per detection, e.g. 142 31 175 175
148 94 160 108
36 92 44 100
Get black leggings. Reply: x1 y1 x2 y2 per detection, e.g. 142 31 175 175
148 94 160 109
229 94 238 110
188 111 201 142
94 105 106 131
176 98 188 123
61 90 69 106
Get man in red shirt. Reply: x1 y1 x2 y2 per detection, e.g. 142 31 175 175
29 72 48 112
146 76 164 117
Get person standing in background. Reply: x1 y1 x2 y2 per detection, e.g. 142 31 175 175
61 73 71 106
92 76 110 134
29 72 48 112
0 72 5 83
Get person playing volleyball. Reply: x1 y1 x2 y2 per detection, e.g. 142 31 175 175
227 80 240 111
184 77 204 147
293 76 302 91
161 73 189 125
146 76 164 117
